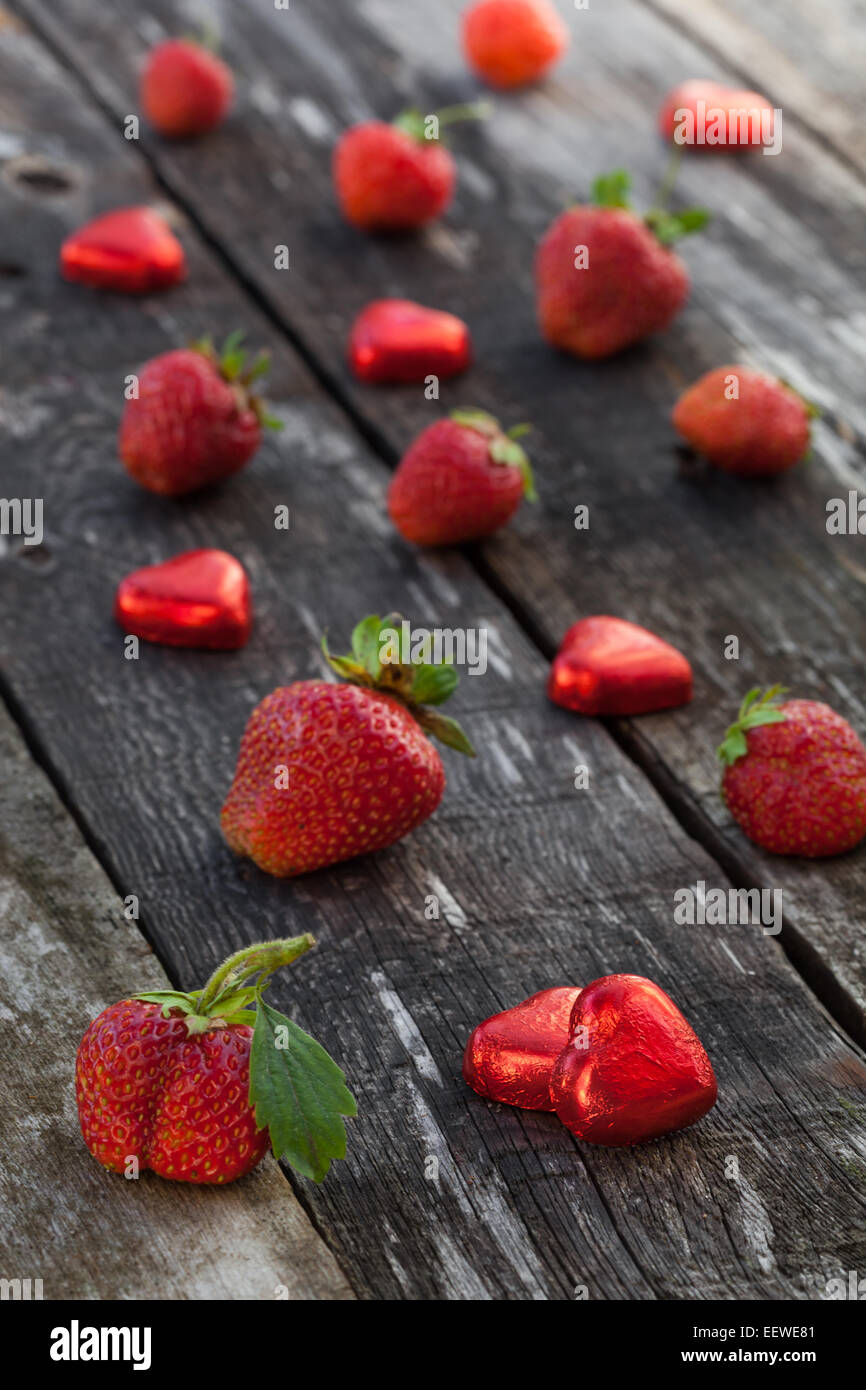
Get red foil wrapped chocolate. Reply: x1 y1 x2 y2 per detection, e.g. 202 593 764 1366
463 986 581 1110
348 299 472 384
550 974 717 1145
115 548 252 649
60 207 186 293
548 615 693 716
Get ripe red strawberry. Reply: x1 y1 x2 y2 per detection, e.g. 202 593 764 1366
333 103 487 231
141 38 234 137
348 299 472 383
718 687 866 857
673 365 814 475
659 80 775 149
60 206 186 293
462 0 569 89
119 333 279 496
76 937 356 1184
114 548 252 649
222 614 475 877
535 169 708 358
388 409 536 546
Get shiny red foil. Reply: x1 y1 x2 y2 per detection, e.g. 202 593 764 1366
548 615 693 716
60 207 186 293
550 974 717 1145
463 986 581 1110
348 299 472 383
115 548 252 649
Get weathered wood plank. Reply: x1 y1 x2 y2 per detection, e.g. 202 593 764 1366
1 4 865 1300
28 0 866 1037
645 0 866 179
0 704 354 1300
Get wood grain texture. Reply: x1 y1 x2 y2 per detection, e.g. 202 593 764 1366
0 706 354 1300
24 0 866 1037
1 2 865 1300
646 0 866 178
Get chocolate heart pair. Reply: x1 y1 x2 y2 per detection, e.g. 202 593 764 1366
115 549 251 649
463 974 717 1145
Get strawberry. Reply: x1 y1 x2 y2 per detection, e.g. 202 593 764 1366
388 409 536 546
119 333 279 496
348 299 472 383
672 365 815 475
222 614 475 877
114 548 252 649
463 986 581 1110
548 615 692 716
659 80 775 149
718 687 866 857
60 207 186 293
141 38 234 138
535 169 708 358
76 937 356 1184
462 0 569 89
333 103 488 231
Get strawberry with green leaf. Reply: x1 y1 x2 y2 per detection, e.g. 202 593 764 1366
388 410 536 546
76 936 356 1185
221 614 475 876
119 332 281 496
718 686 866 856
535 168 709 358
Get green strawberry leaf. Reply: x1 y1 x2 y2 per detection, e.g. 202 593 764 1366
414 707 476 756
135 990 199 1016
250 1000 357 1183
592 169 632 209
350 613 386 682
717 685 789 766
646 206 710 245
410 661 458 706
450 408 501 437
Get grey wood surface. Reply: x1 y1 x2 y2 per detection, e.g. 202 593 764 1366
28 0 866 1039
1 0 865 1300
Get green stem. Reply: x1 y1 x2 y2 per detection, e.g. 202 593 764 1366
197 936 315 1013
435 100 492 127
651 143 684 215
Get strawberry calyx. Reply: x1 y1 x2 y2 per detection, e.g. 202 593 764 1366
450 408 537 501
717 685 789 766
590 167 710 246
191 331 283 430
778 378 821 419
136 937 357 1183
322 613 476 756
392 101 492 144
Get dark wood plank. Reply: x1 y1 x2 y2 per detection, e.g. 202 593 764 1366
26 0 866 1038
2 4 865 1299
646 0 866 178
0 706 354 1299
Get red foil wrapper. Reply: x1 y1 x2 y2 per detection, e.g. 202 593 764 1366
61 207 186 293
115 548 251 650
550 974 717 1145
348 299 472 384
463 986 581 1110
548 615 693 716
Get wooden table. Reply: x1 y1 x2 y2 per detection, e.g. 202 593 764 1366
1 0 864 1300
